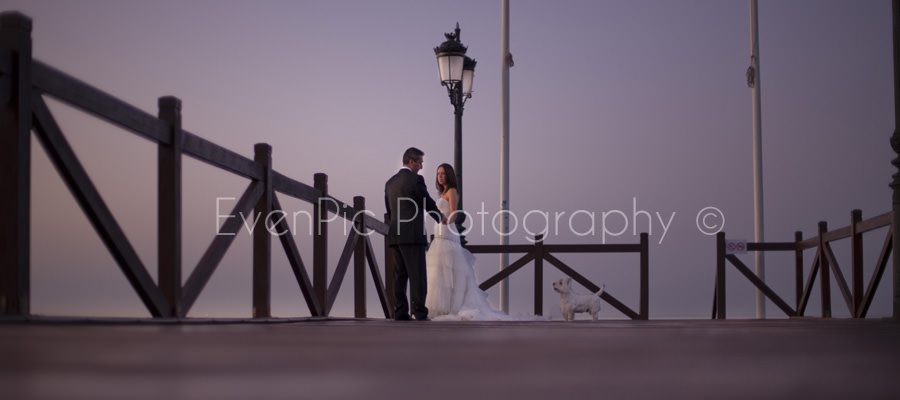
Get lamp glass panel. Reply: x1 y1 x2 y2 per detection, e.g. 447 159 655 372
448 54 464 82
462 69 474 96
437 55 451 82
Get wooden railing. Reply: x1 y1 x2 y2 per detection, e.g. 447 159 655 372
467 233 650 320
0 11 392 319
712 210 892 319
1 12 649 321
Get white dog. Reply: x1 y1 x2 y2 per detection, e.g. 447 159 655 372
551 277 605 321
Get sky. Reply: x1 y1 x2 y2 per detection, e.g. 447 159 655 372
2 0 894 319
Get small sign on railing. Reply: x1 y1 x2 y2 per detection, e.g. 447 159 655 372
725 239 747 254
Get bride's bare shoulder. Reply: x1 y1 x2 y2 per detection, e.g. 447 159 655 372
439 188 457 200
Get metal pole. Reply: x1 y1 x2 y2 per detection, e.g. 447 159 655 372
749 0 766 319
890 0 900 321
454 96 466 243
499 0 511 313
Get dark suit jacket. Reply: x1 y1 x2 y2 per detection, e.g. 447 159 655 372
384 168 441 246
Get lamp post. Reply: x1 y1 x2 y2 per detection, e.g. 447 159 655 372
434 23 476 244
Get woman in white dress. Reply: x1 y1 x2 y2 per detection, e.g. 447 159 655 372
425 163 514 321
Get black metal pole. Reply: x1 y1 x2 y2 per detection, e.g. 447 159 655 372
452 86 467 245
891 0 900 321
454 103 462 208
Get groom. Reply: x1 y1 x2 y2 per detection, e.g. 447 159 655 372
384 147 444 321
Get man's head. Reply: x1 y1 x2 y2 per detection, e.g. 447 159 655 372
402 147 425 173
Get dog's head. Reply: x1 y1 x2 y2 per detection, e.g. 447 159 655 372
552 277 573 294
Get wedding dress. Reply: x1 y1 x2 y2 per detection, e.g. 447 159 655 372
425 197 518 321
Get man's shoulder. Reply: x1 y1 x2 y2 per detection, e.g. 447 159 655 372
386 169 403 183
386 169 413 190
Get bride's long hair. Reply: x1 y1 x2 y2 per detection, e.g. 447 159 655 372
435 163 459 195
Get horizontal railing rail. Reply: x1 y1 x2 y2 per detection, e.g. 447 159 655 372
0 53 392 235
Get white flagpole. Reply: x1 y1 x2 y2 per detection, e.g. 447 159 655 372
500 0 511 313
749 0 766 318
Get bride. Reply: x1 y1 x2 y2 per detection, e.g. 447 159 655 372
425 163 516 321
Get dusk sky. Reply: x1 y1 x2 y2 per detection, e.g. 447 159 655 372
3 0 894 319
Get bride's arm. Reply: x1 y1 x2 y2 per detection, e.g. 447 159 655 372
446 188 459 224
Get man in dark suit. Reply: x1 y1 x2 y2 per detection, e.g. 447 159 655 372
384 147 444 321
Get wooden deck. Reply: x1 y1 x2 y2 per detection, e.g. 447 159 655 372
1 318 899 399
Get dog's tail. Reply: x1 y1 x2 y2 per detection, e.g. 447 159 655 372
594 284 606 297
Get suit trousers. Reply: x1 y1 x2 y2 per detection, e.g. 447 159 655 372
390 244 428 319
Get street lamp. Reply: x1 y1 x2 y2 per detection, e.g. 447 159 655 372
434 23 476 243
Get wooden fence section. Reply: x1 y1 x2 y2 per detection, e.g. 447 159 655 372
468 233 650 320
0 12 391 319
712 210 892 319
2 12 649 321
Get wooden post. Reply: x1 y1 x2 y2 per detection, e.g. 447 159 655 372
533 234 544 316
640 232 649 320
252 143 272 318
818 221 831 318
384 212 395 315
891 0 900 321
157 96 181 318
313 173 329 313
850 210 863 317
0 12 32 316
794 231 803 312
354 196 366 318
715 232 726 319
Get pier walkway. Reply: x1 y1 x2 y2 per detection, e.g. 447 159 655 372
2 318 898 399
